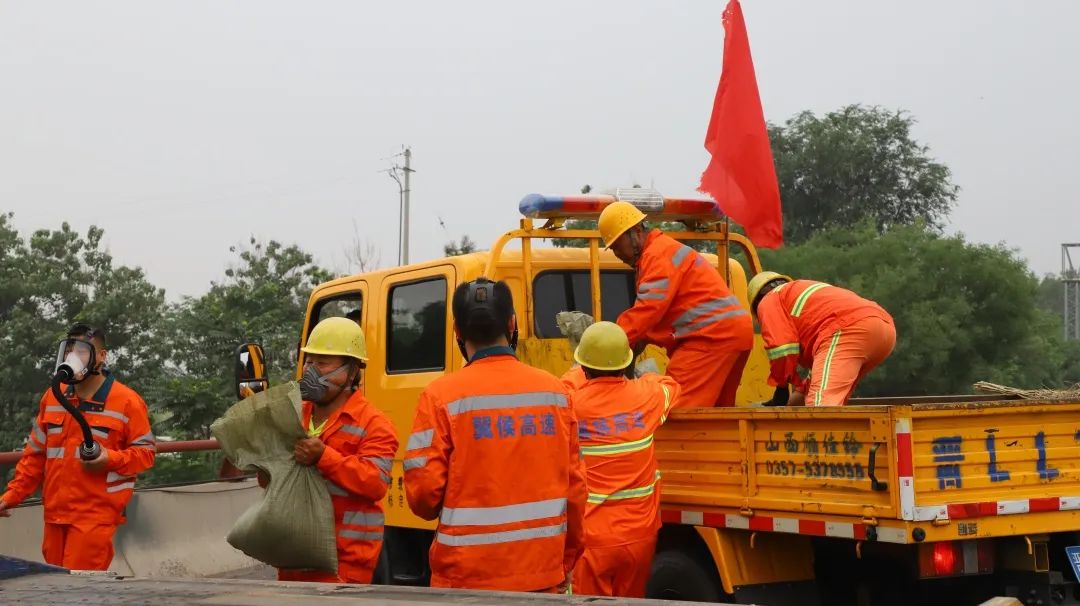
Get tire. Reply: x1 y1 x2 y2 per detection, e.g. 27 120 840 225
646 548 725 603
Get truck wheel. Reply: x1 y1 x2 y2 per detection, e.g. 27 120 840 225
646 548 725 603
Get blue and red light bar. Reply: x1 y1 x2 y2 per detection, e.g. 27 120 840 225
519 193 724 222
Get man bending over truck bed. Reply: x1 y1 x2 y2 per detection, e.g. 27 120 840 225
598 201 753 408
748 272 896 407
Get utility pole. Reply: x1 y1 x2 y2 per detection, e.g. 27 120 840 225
1064 243 1080 341
384 147 415 266
402 147 413 265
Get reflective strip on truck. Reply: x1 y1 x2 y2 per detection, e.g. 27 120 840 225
941 497 1080 520
895 418 916 521
659 508 909 544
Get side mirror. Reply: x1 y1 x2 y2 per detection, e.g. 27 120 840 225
234 342 268 399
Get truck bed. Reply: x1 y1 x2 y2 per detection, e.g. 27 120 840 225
656 398 1080 544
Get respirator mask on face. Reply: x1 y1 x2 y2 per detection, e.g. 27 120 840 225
54 339 99 384
298 362 349 403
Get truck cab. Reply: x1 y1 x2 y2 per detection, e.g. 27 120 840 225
292 191 770 585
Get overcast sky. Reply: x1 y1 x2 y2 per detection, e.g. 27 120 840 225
2 1 1077 299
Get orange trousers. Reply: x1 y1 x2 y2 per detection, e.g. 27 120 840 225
666 340 749 408
574 538 657 598
278 563 374 584
806 316 896 407
42 522 117 570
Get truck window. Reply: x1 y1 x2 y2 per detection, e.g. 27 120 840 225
533 270 635 338
387 278 447 373
312 294 363 327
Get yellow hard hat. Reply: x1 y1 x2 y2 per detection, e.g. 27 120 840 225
574 321 634 371
747 271 793 312
301 317 368 362
598 201 646 248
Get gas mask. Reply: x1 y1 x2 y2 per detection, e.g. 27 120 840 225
53 339 101 384
298 362 350 404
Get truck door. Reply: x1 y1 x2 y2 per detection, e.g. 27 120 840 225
366 266 455 530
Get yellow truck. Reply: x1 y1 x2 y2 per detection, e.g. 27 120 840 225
258 192 1080 606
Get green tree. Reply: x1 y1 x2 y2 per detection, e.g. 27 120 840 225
770 105 959 244
1036 274 1064 319
759 223 1075 396
443 235 477 257
0 214 166 452
146 238 333 441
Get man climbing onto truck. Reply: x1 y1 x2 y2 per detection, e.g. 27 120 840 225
560 321 680 598
748 272 896 406
598 201 753 407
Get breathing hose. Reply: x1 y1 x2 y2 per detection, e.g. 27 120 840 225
50 373 101 461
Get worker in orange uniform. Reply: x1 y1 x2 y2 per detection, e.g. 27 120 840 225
279 316 399 584
748 272 896 407
0 324 156 570
404 278 588 592
560 321 680 598
599 201 753 408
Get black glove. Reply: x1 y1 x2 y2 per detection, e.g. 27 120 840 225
765 385 789 407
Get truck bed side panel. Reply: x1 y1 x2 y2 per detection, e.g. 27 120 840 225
657 408 897 518
911 402 1080 513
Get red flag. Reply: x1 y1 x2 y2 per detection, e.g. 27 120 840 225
698 0 783 248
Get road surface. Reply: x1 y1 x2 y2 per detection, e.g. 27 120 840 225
0 570 741 605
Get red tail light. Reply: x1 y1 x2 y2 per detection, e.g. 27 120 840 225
933 542 960 576
918 540 994 578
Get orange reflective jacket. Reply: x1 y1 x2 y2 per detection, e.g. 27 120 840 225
1 374 155 525
404 348 588 591
303 390 399 581
758 280 894 390
617 230 752 351
561 371 680 547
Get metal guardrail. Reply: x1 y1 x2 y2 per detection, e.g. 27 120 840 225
0 439 221 465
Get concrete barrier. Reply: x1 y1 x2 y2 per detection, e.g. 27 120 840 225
0 479 263 577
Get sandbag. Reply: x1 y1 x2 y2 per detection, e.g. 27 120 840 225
555 311 595 351
634 357 661 377
210 382 337 572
